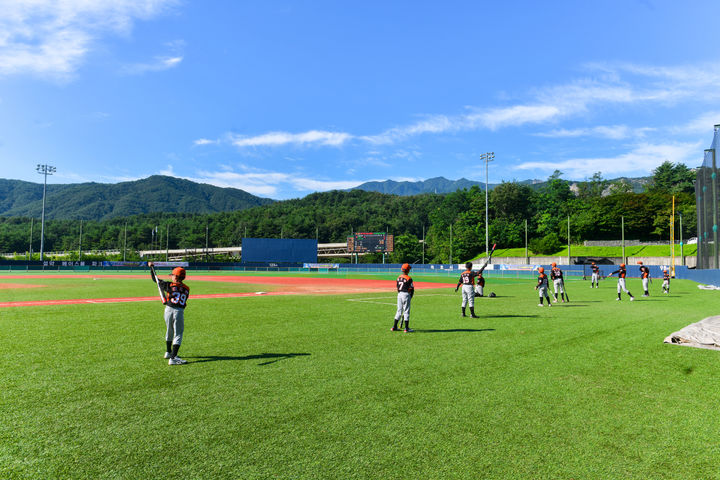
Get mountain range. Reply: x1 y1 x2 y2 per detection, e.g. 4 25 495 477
0 176 274 221
0 174 650 221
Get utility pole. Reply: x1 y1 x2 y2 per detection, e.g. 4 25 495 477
78 220 83 262
36 164 56 262
480 152 494 257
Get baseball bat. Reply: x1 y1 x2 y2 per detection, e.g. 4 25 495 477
149 264 166 304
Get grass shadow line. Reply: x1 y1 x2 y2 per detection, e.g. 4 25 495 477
185 352 311 365
414 328 495 333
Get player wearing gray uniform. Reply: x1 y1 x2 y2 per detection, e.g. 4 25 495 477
391 263 414 333
535 267 552 306
149 262 190 365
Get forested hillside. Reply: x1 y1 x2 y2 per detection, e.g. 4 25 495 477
0 176 274 220
0 163 696 263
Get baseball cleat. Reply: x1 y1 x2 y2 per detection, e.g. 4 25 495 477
168 356 188 365
538 304 544 307
630 297 635 301
164 352 172 359
390 327 398 331
471 315 479 318
404 328 414 333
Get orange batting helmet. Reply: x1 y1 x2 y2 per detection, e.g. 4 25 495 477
401 263 411 273
637 261 643 265
620 263 626 268
551 262 557 267
538 267 545 273
172 267 186 280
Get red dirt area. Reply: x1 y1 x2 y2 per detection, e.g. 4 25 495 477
0 275 455 308
0 283 46 289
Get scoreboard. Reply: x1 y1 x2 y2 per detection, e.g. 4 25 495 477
347 232 394 253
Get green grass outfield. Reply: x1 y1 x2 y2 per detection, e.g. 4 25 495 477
2 273 720 479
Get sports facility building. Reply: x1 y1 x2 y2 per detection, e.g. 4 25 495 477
696 124 720 269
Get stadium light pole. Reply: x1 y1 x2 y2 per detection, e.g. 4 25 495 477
481 152 494 258
36 164 56 262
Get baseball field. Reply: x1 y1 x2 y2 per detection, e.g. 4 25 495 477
1 270 720 479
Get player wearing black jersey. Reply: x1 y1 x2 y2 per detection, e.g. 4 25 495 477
149 262 190 365
638 261 650 297
607 263 635 301
550 263 568 302
590 262 600 288
392 263 415 332
456 262 480 318
535 267 552 306
662 269 671 294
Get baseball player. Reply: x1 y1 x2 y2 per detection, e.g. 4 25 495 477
391 263 414 333
535 267 552 306
456 262 480 318
550 262 568 302
638 261 650 297
607 263 635 301
475 273 486 297
662 269 671 294
590 262 600 288
149 262 190 365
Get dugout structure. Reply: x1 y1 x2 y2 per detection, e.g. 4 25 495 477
696 125 720 269
241 238 317 266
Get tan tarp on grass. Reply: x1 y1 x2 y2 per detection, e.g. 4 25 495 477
664 315 720 351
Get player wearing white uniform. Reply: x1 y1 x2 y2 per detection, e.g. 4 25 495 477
456 262 480 318
607 263 635 301
638 261 650 297
590 262 600 288
391 263 415 333
550 262 568 302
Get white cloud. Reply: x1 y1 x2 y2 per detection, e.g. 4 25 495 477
0 0 177 79
229 130 352 148
535 125 654 140
122 55 183 75
513 141 703 178
193 138 216 146
670 112 720 135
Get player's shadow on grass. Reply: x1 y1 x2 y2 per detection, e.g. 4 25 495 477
186 352 310 365
415 328 495 333
490 314 539 318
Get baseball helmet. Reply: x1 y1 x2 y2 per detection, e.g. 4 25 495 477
620 263 626 268
465 262 473 269
172 267 186 280
551 262 557 267
637 261 643 265
538 267 544 273
401 263 411 273
591 262 596 265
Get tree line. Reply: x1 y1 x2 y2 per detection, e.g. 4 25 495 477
0 162 696 264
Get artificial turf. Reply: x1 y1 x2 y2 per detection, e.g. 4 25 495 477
1 273 719 479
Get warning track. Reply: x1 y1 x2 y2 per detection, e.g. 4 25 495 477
0 275 455 308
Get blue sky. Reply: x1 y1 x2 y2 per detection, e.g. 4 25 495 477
1 1 719 200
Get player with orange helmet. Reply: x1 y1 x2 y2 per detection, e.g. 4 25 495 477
607 263 634 301
535 266 552 306
149 262 191 364
392 263 415 332
549 262 568 303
